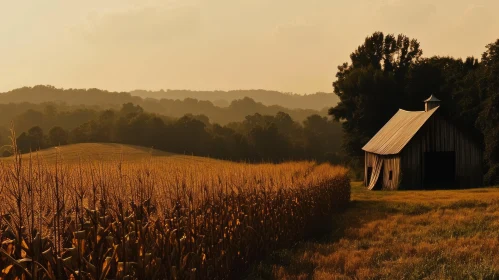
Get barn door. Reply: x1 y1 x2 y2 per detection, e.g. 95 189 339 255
424 151 456 189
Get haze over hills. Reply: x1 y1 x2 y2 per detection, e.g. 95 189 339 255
130 89 338 110
0 86 338 111
0 85 343 164
0 85 333 126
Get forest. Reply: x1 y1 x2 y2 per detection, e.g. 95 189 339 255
0 102 342 163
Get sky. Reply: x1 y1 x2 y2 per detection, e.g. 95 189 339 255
1 0 498 94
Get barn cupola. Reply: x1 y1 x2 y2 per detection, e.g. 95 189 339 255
424 95 441 112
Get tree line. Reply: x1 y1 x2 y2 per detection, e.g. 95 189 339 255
1 103 343 163
329 31 499 185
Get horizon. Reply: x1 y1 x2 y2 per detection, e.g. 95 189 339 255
1 0 498 94
0 84 334 96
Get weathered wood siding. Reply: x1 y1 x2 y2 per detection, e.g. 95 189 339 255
400 116 482 189
382 155 401 190
364 152 401 190
364 152 376 186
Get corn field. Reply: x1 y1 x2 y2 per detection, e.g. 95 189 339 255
0 141 350 279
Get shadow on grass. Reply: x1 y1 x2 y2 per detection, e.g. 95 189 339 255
245 199 439 280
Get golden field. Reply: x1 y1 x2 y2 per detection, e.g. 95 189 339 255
257 182 499 279
0 143 199 163
0 143 350 279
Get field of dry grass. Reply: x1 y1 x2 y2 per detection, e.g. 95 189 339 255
255 182 499 279
0 143 213 163
0 143 350 279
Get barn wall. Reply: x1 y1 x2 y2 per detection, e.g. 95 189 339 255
400 136 423 189
365 152 401 190
382 155 401 190
401 116 482 188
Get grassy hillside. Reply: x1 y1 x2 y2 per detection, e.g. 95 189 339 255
255 182 499 279
0 143 220 164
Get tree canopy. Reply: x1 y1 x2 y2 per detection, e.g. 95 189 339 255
329 32 499 184
4 104 344 164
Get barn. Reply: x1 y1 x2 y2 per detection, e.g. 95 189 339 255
363 95 483 190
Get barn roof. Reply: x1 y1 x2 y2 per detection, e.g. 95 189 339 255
424 95 441 102
362 106 439 155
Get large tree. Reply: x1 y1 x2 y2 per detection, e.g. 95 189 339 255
477 39 499 184
48 126 69 146
329 32 422 157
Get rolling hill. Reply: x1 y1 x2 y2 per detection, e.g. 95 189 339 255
0 143 221 164
0 85 331 126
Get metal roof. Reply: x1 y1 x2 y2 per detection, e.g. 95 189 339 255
362 107 439 155
424 95 441 102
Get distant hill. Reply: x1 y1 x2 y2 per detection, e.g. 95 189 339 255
0 85 141 107
0 143 220 163
0 86 338 111
130 89 339 110
0 86 331 125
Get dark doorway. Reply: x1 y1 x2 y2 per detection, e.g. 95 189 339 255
373 166 384 190
367 167 372 186
424 151 456 189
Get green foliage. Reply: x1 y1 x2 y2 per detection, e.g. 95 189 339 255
330 32 499 184
48 126 69 146
329 32 422 156
484 164 499 186
16 126 47 152
13 104 344 163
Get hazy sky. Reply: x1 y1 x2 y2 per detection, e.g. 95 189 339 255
1 0 498 94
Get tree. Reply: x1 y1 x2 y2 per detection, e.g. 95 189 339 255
120 103 144 117
303 115 343 162
477 39 499 184
27 126 45 149
170 115 211 155
16 132 31 153
248 123 289 162
44 104 57 118
329 32 422 157
16 126 45 152
14 109 45 134
0 126 9 146
96 110 117 142
48 126 68 146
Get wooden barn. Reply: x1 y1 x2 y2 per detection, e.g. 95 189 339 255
363 95 482 190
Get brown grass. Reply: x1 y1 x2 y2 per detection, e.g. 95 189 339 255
257 182 499 279
0 140 350 279
0 143 200 163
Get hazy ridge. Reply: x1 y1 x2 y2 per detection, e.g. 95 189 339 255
0 86 338 110
0 85 333 126
131 89 339 110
